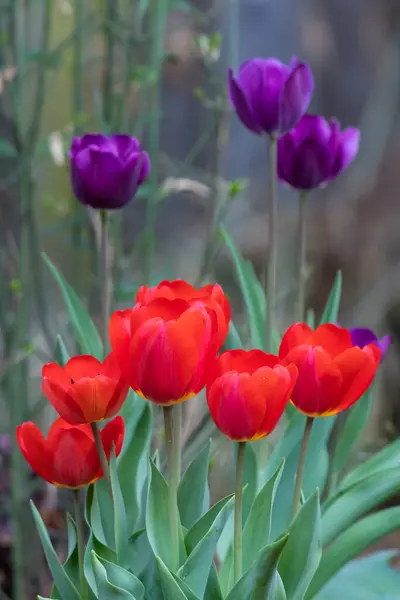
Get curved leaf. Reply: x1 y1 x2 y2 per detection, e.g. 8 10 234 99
319 271 342 324
91 551 135 599
185 494 234 554
156 557 190 600
178 441 211 529
110 448 130 568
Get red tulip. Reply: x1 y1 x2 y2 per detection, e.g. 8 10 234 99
42 353 129 425
206 349 298 441
279 323 381 416
136 280 231 349
109 297 220 405
16 416 124 488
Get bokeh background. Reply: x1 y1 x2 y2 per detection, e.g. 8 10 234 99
1 0 400 596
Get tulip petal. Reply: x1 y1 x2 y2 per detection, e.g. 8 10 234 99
282 138 332 189
331 128 360 178
42 377 86 425
311 324 353 357
109 309 134 383
333 345 380 413
100 416 125 459
64 355 104 380
279 62 314 134
70 376 120 422
17 423 55 484
228 68 262 134
50 427 101 488
279 323 313 359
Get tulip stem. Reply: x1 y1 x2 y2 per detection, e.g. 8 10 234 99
297 191 308 321
100 209 111 353
163 405 181 572
73 489 87 599
291 416 314 519
234 441 246 583
265 136 278 353
91 423 113 501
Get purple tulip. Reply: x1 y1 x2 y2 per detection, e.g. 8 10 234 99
349 327 391 361
69 133 150 210
277 114 360 190
228 57 314 138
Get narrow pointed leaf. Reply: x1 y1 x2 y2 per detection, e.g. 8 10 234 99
91 551 135 599
95 554 144 599
110 447 130 568
178 441 211 529
55 334 70 366
319 270 342 324
185 494 234 554
156 557 189 600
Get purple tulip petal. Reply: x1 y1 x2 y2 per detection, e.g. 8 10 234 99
228 68 261 134
332 127 360 177
80 133 111 150
280 137 331 189
279 62 314 134
378 335 391 359
111 134 141 159
69 137 83 158
349 327 379 349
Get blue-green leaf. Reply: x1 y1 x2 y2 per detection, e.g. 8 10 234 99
94 554 144 599
279 490 321 600
42 252 103 358
110 448 130 568
178 441 211 529
185 494 234 554
242 459 285 572
55 334 70 366
319 270 342 324
91 551 136 599
225 535 289 600
84 531 116 596
223 322 243 350
30 501 80 600
242 443 258 523
156 557 190 600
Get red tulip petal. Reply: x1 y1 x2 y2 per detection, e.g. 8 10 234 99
311 324 352 358
208 349 282 386
100 416 125 459
64 355 104 380
50 427 101 487
70 376 121 422
47 418 93 439
109 309 134 383
42 362 70 387
42 378 86 425
253 365 293 436
279 323 313 359
102 352 124 378
17 423 55 483
333 344 380 413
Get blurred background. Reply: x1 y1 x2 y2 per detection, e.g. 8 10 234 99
1 0 400 596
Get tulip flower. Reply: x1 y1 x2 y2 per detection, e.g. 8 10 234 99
278 323 380 417
206 349 298 441
277 115 360 189
109 297 222 405
42 353 129 425
16 416 124 488
69 133 150 210
349 327 391 362
136 279 231 349
228 57 314 137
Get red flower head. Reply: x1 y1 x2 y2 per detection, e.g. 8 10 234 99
136 280 231 349
16 416 124 488
206 349 298 441
109 297 221 405
42 353 129 425
278 323 381 417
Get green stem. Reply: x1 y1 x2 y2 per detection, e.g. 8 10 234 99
265 136 278 353
291 417 314 519
234 441 246 583
163 405 181 572
73 489 87 599
100 209 111 352
296 191 307 321
91 423 113 501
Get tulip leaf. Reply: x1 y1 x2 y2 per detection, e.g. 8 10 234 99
55 333 70 366
110 447 130 569
177 496 234 599
93 553 144 599
204 564 224 600
321 467 400 547
319 270 342 324
225 535 289 600
147 460 186 569
332 385 374 475
118 399 152 534
84 531 116 596
156 557 190 600
242 442 258 523
306 507 400 598
178 440 211 529
185 494 234 554
88 478 114 548
223 322 243 350
30 501 81 600
91 551 136 599
279 490 322 600
42 252 103 359
220 225 265 349
242 459 285 573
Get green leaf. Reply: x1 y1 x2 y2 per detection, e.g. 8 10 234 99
178 441 211 529
185 494 234 554
306 308 315 329
30 501 80 600
319 270 342 324
147 460 185 569
242 460 285 573
91 552 135 599
279 490 321 600
110 448 130 568
156 557 190 600
226 535 289 600
220 226 264 349
322 467 400 546
118 399 152 534
311 551 400 600
0 138 17 157
42 252 103 359
242 443 258 523
178 496 234 598
87 478 114 548
204 564 223 600
332 386 374 475
306 507 400 598
55 334 70 366
66 513 77 560
94 554 144 599
84 531 116 596
223 322 243 350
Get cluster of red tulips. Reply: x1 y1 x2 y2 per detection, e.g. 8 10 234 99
17 280 381 488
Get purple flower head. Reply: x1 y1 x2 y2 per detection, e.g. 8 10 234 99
277 114 360 190
228 57 314 137
69 133 150 210
349 327 391 362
